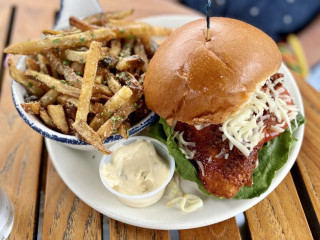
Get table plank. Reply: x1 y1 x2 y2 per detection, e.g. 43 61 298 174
109 219 169 240
179 218 241 240
0 6 11 74
0 5 55 239
294 75 320 223
42 159 102 239
245 173 313 239
5 0 59 10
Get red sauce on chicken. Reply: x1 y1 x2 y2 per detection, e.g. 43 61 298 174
174 74 294 198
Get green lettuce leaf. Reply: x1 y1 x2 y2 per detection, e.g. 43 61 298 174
149 119 210 195
235 112 305 199
148 113 305 199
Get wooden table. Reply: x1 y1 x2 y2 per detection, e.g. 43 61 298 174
0 0 319 239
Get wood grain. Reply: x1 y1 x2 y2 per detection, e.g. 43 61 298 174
0 6 54 240
245 174 313 239
0 6 11 74
293 75 320 222
109 219 169 240
179 218 241 240
5 0 59 10
42 159 102 240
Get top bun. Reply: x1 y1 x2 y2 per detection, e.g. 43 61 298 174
144 17 282 125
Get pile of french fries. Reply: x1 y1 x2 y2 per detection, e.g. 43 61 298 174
5 9 172 154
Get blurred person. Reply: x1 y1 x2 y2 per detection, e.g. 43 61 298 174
164 0 320 90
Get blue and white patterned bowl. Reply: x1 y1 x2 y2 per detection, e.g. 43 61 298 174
10 0 160 151
11 56 158 151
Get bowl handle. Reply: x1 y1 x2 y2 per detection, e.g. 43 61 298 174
54 0 103 30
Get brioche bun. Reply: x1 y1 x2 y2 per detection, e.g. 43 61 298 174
144 17 282 125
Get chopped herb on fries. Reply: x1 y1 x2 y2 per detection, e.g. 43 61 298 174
5 9 173 154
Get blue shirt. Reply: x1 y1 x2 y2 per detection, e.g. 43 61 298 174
182 0 320 41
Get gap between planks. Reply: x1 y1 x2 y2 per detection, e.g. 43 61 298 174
108 217 241 240
0 6 14 94
245 173 313 240
42 158 102 239
291 163 320 239
290 72 320 239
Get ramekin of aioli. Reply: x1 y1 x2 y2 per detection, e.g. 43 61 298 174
99 136 175 208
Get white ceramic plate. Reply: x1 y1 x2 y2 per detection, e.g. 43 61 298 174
47 15 305 230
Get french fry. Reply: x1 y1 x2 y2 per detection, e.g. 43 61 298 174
21 102 40 114
106 74 121 94
39 108 56 128
154 38 166 46
64 47 109 63
44 51 82 84
108 19 129 25
120 38 134 57
101 86 133 113
40 89 59 107
75 41 102 123
72 120 111 155
95 75 103 84
84 9 134 25
89 86 133 130
116 71 143 94
26 69 81 98
42 29 82 36
83 13 108 25
109 22 152 49
99 47 111 60
109 40 121 56
26 57 40 71
101 56 119 69
138 72 145 84
57 95 95 113
42 29 64 35
116 55 144 71
149 26 173 37
8 58 45 96
47 104 69 134
134 39 148 72
63 104 77 133
7 10 155 153
44 51 112 96
64 50 87 63
37 54 49 74
106 9 134 20
91 93 110 101
69 16 98 32
92 102 104 114
97 102 137 141
70 61 84 75
4 28 115 55
118 122 130 139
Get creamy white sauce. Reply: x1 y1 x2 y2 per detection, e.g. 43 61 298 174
101 140 170 196
165 175 203 213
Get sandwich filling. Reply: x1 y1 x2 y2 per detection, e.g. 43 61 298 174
220 73 298 158
173 73 299 198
